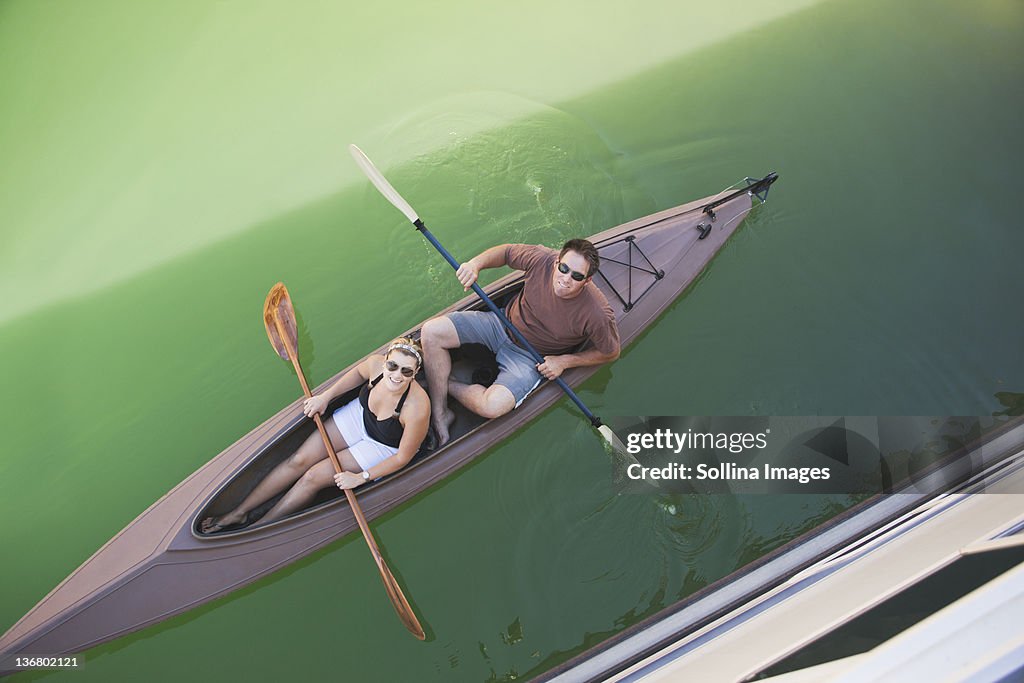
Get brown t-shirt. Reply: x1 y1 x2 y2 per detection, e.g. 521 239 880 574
503 244 619 357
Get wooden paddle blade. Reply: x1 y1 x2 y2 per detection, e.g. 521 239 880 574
263 282 298 360
347 491 425 639
380 563 426 640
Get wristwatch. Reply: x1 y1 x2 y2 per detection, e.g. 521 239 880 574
361 471 370 481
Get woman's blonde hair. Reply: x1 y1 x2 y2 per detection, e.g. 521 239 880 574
386 336 423 368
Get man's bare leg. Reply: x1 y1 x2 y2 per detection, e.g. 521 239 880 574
421 316 460 444
448 379 516 419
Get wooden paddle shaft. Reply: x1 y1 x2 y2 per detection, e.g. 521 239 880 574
269 294 424 639
272 317 381 546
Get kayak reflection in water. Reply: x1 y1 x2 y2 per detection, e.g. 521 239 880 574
200 337 430 533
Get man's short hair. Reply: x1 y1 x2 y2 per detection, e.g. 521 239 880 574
559 239 600 278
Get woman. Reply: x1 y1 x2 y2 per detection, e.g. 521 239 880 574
201 337 430 533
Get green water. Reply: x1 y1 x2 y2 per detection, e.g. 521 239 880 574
1 0 1022 680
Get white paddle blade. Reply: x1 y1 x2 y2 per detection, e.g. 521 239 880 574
599 424 661 490
348 144 420 224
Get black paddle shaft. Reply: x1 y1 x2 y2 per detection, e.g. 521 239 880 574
413 219 604 429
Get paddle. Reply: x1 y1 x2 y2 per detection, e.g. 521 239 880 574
263 283 425 640
347 144 632 459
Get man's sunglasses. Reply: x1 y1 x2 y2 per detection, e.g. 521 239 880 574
557 261 588 282
385 359 417 377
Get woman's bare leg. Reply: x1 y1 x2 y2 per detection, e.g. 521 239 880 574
201 418 348 532
259 447 361 524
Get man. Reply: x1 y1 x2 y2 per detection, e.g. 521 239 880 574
420 238 620 444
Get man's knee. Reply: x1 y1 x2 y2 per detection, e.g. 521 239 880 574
422 316 460 350
478 385 516 419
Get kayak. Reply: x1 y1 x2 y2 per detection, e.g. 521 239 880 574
0 172 777 667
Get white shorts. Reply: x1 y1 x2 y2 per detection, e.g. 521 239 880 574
330 398 400 472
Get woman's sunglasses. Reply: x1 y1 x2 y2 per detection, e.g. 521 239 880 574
557 261 588 282
385 359 417 377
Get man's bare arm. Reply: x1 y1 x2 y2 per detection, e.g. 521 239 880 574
456 244 511 290
536 346 621 380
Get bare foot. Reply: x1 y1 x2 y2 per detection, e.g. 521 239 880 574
432 406 457 446
200 509 247 533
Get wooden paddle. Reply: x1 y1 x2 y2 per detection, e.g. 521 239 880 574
263 282 425 640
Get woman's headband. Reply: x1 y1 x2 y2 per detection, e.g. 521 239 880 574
387 342 422 367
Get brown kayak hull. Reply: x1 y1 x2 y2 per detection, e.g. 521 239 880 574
0 175 775 668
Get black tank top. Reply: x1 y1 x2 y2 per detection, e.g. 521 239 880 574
358 374 411 448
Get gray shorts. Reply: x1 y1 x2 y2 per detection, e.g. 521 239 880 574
448 311 544 407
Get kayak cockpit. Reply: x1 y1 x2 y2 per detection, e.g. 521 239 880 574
195 283 522 536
